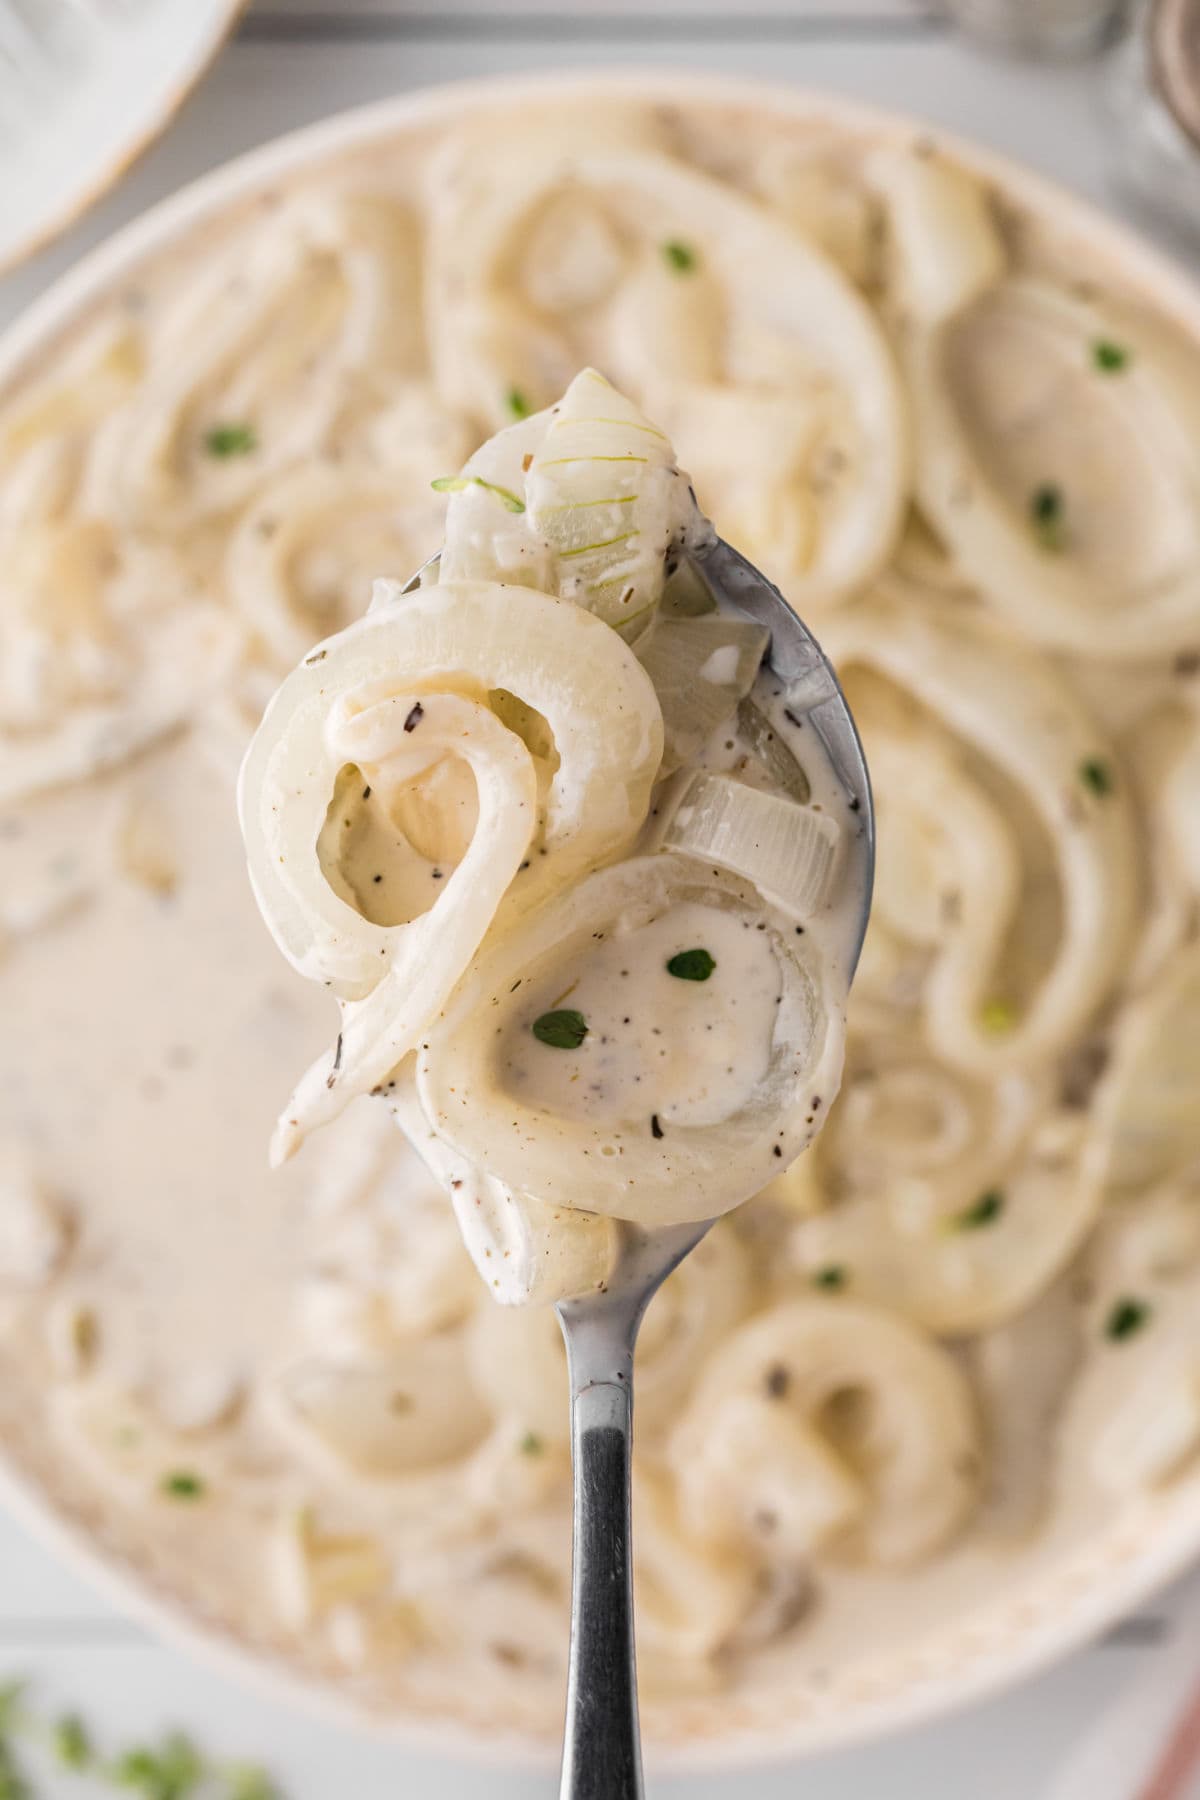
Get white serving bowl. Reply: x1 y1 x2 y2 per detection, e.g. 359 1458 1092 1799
1 70 1199 1769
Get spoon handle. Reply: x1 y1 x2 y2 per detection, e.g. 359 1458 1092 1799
557 1325 643 1800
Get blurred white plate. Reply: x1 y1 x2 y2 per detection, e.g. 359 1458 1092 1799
0 0 245 273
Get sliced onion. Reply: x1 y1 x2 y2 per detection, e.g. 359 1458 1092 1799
437 368 696 638
872 145 1200 657
417 853 843 1227
792 1100 1098 1334
636 615 768 775
85 192 423 527
1093 936 1200 1198
238 580 664 1156
665 772 841 918
821 592 1138 1073
390 1074 617 1306
965 1277 1083 1540
425 131 909 608
1 599 242 807
267 686 537 1163
266 1340 490 1485
669 1297 980 1568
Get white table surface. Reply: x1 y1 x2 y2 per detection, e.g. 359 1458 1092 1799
3 6 1200 1795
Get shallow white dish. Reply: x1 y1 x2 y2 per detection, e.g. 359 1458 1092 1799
2 69 1200 1768
0 0 244 273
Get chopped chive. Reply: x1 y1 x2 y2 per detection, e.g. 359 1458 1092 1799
1092 339 1130 373
505 387 531 419
519 1431 543 1456
203 422 256 458
1106 1297 1152 1342
812 1265 847 1290
1030 482 1066 551
160 1469 205 1501
666 948 716 982
952 1188 1005 1231
661 239 698 274
531 1009 588 1050
430 474 526 513
1079 756 1115 797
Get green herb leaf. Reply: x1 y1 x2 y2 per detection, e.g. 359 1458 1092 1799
661 240 698 274
505 387 531 420
980 998 1017 1034
666 948 716 982
811 1265 847 1290
0 1686 25 1734
1092 338 1130 373
1106 1296 1152 1342
1029 481 1065 551
0 1748 30 1800
160 1469 205 1501
1079 756 1115 797
203 423 257 459
519 1432 544 1456
227 1767 280 1800
114 1731 205 1800
53 1713 92 1769
952 1188 1005 1231
531 1009 588 1050
430 474 526 513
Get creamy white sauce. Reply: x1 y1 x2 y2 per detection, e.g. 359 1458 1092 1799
499 899 783 1129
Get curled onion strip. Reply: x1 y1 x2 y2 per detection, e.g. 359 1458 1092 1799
417 853 843 1226
873 146 1200 656
239 580 663 1157
822 593 1137 1072
670 1298 980 1568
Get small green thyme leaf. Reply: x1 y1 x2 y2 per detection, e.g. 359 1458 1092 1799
519 1432 544 1456
160 1470 206 1502
505 387 531 419
430 474 526 513
203 423 257 459
952 1188 1005 1231
531 1009 588 1050
666 948 716 982
1030 481 1066 551
1079 756 1115 797
1106 1296 1152 1342
662 240 698 274
1092 338 1130 373
980 998 1017 1034
52 1713 92 1769
812 1265 847 1290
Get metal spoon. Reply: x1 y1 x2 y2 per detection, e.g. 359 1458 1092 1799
401 533 874 1797
554 534 875 1800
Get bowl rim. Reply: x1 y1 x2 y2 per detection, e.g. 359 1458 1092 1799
3 65 1200 1770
